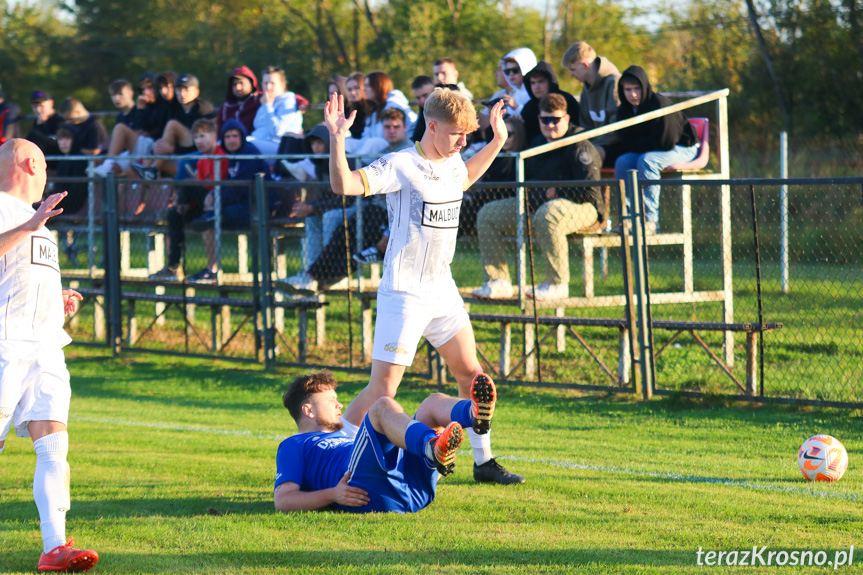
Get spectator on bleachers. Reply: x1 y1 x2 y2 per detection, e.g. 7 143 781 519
0 83 20 143
344 73 368 139
478 58 517 131
216 66 262 135
25 91 63 161
276 124 342 275
184 119 270 284
58 98 105 156
561 41 622 163
53 126 89 267
459 116 527 236
501 48 537 116
361 71 417 141
521 62 580 143
410 75 435 142
94 75 158 178
351 107 415 266
248 66 305 158
473 93 602 301
147 74 216 178
148 118 227 282
432 58 473 101
604 66 699 234
130 71 182 177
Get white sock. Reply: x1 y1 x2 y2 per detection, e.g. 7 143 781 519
33 431 70 554
340 417 359 439
466 428 493 466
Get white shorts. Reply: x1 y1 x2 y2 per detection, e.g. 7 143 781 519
372 288 470 367
0 342 71 441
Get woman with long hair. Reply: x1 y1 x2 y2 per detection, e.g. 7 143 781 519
361 71 416 140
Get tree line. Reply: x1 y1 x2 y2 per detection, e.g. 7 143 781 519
1 0 861 139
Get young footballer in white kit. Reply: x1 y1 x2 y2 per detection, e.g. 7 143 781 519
0 139 98 572
325 88 524 484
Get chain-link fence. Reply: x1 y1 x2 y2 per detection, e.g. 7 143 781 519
53 157 863 407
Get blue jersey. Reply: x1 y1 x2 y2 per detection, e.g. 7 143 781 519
275 430 353 497
274 417 438 514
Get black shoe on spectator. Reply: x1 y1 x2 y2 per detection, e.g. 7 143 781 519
353 245 384 265
131 162 158 181
187 268 218 284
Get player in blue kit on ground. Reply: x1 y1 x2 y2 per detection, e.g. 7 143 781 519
324 87 524 485
274 370 497 513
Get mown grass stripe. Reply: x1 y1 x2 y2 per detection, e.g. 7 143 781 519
70 414 857 502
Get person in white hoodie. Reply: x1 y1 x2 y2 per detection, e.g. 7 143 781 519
501 47 537 116
248 66 305 158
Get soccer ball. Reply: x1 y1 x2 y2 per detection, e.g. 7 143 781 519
797 435 848 482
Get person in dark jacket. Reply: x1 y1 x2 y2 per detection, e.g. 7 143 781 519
216 66 262 135
603 65 699 231
520 61 581 143
152 74 216 177
474 94 603 301
185 119 270 283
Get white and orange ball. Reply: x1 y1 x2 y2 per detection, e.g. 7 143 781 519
798 435 849 482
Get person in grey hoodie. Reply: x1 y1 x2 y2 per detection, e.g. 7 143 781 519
561 41 621 164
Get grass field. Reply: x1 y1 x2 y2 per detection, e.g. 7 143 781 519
2 348 862 573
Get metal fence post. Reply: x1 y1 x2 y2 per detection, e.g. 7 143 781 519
254 174 275 366
515 155 535 379
86 159 96 273
214 158 222 282
780 131 789 293
618 181 639 393
102 173 122 355
627 170 655 399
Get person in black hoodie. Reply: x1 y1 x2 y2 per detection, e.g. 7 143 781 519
520 61 581 143
474 93 602 301
602 65 699 232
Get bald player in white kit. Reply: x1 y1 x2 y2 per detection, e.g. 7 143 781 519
324 88 524 485
0 139 98 572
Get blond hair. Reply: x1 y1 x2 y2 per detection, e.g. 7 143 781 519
561 42 597 67
423 87 478 132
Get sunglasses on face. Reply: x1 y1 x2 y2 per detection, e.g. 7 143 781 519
504 67 521 75
539 116 565 125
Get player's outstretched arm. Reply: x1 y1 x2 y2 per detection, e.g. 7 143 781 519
325 93 366 197
274 473 369 512
463 100 508 190
0 191 66 259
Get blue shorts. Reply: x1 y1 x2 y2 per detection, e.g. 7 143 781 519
340 415 438 514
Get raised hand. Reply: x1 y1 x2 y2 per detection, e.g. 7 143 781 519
488 100 508 144
324 93 357 138
332 471 369 507
27 192 66 232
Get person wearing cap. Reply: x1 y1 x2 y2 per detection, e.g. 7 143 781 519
0 83 21 144
150 73 215 178
216 66 262 135
25 91 63 161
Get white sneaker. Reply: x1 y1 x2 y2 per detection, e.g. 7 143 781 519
92 160 115 177
472 279 514 299
526 282 569 301
282 272 318 293
326 277 350 290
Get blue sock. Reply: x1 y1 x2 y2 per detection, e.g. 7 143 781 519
451 400 472 428
404 420 437 459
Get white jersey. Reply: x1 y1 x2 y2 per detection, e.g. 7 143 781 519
359 142 468 295
0 193 70 346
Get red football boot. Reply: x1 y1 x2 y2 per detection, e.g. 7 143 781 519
38 538 99 572
427 421 463 476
